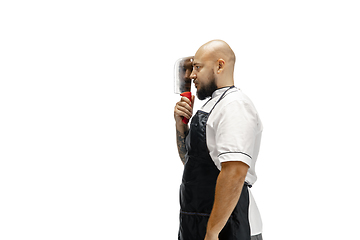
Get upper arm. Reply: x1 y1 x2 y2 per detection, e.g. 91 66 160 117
220 161 249 180
215 100 259 167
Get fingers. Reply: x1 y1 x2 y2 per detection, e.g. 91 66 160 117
174 97 194 121
175 102 192 119
176 106 192 120
181 96 192 107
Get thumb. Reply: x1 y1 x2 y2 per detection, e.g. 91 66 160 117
191 94 195 106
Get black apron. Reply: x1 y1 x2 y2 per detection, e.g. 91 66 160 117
179 87 251 240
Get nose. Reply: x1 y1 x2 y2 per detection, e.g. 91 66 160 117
190 70 196 80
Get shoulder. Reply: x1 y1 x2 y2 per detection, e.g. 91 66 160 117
211 88 262 130
219 88 257 113
200 88 258 115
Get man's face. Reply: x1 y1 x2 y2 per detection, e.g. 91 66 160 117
179 58 193 91
190 57 217 100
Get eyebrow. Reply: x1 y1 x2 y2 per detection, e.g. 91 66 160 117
192 62 201 66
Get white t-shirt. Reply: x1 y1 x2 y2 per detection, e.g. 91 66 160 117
200 87 263 235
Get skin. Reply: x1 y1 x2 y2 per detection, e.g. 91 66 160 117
174 40 249 240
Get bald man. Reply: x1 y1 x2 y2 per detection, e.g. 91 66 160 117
174 40 263 240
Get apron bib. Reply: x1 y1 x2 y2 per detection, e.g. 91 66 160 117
179 87 251 240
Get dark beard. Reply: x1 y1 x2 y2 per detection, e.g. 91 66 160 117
196 78 217 100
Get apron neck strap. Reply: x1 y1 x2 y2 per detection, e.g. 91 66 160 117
209 86 235 114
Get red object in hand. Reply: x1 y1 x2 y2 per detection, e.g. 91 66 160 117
180 91 192 124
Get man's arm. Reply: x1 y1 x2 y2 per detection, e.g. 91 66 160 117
174 95 195 164
204 161 249 240
176 128 189 164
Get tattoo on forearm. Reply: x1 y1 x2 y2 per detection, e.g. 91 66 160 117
176 129 188 164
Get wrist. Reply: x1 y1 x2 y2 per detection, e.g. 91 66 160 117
206 227 220 236
206 219 222 238
204 230 219 240
176 122 189 134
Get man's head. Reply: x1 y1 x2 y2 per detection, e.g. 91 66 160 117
190 40 236 100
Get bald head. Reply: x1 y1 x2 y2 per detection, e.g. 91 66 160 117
196 39 236 65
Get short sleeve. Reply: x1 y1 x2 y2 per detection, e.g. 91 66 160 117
215 100 258 167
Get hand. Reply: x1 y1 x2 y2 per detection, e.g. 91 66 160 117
174 95 195 128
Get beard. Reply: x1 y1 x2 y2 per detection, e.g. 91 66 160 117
196 77 218 100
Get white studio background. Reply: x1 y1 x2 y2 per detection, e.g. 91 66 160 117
1 0 359 239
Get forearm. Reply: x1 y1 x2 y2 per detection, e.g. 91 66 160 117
206 168 246 237
174 95 193 165
176 124 189 165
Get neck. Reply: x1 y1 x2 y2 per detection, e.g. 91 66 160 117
216 78 234 89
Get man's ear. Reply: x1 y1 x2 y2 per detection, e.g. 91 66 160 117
217 59 225 74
